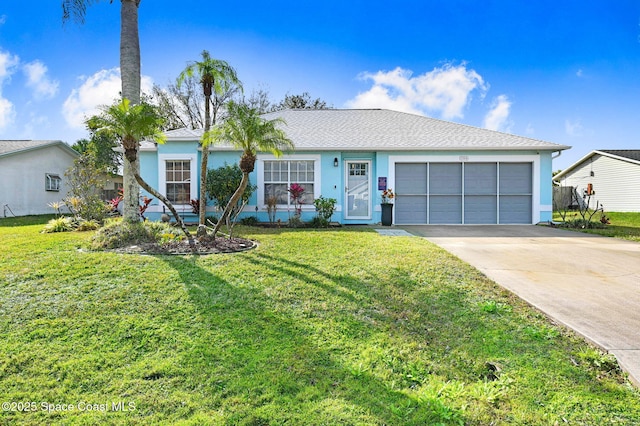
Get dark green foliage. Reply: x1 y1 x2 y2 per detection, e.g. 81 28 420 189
557 218 608 229
206 163 256 208
271 92 331 111
73 117 121 175
314 196 337 220
240 216 259 226
64 153 111 223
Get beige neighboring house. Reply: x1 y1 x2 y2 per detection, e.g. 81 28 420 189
0 140 79 217
553 150 640 212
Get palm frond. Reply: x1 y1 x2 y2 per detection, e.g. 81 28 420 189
62 0 103 24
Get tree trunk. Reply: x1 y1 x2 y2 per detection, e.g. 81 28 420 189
212 172 249 238
198 93 211 236
120 0 142 223
120 0 140 104
133 173 196 252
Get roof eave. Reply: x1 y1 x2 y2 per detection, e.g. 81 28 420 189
0 141 79 159
553 149 640 181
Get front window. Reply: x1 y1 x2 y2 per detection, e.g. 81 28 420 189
45 173 61 191
166 160 191 204
264 160 315 206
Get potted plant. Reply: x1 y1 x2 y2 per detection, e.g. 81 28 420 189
380 188 395 226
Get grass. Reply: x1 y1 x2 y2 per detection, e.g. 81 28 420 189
553 211 640 242
1 215 640 425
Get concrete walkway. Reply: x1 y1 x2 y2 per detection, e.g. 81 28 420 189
402 225 640 386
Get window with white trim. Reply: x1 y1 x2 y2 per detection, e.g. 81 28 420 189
45 173 61 191
165 160 191 204
264 160 315 206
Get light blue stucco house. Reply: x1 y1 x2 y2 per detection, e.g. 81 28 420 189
139 109 570 225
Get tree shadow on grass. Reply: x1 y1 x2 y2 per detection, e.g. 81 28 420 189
158 254 467 425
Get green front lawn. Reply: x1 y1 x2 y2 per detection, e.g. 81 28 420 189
553 211 640 242
1 216 639 425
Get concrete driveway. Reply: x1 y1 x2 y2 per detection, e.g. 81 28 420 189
402 225 640 386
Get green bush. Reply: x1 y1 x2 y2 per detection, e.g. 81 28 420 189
206 163 256 208
91 219 180 249
313 196 337 222
42 217 76 233
308 216 329 228
240 216 259 226
76 219 101 231
557 219 607 229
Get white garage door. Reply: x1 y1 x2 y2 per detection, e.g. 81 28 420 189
395 162 532 224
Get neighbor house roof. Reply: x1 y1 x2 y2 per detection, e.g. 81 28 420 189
554 149 640 181
161 109 570 152
0 140 79 158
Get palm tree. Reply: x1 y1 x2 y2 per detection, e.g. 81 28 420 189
177 50 241 236
208 101 294 237
91 99 195 250
62 0 142 223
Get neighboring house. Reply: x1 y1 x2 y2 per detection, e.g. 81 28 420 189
553 150 640 212
139 109 570 225
0 140 79 217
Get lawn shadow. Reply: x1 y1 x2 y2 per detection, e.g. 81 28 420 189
158 254 464 424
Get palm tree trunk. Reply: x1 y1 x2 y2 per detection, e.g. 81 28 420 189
198 94 211 236
133 173 196 252
212 172 249 237
120 0 142 223
120 0 140 104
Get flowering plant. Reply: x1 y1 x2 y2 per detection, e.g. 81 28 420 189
288 183 305 216
381 188 395 204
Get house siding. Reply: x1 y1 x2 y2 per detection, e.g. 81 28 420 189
0 145 76 216
558 154 640 212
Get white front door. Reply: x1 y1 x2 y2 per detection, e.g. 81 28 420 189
345 161 371 219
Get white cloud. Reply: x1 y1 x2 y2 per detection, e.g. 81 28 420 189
525 123 535 135
565 118 583 137
576 69 584 78
63 68 153 129
0 49 19 129
23 60 59 99
483 95 512 132
345 63 488 120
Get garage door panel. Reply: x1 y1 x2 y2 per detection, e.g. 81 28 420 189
396 164 427 193
465 196 497 224
430 163 462 195
499 195 532 224
465 163 497 195
499 163 532 194
430 195 462 224
395 195 427 224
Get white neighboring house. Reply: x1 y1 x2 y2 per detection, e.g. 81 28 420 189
0 140 79 217
553 150 640 212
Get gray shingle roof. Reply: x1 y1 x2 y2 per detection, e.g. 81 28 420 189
259 109 570 151
600 150 640 162
0 140 77 157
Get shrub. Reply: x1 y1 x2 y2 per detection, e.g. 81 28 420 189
76 219 101 231
240 216 259 226
313 196 337 225
308 216 329 228
557 218 607 229
91 219 180 249
42 217 75 233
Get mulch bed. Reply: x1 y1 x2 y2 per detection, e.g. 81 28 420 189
111 235 257 255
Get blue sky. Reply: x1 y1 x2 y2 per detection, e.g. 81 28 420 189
1 1 640 169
